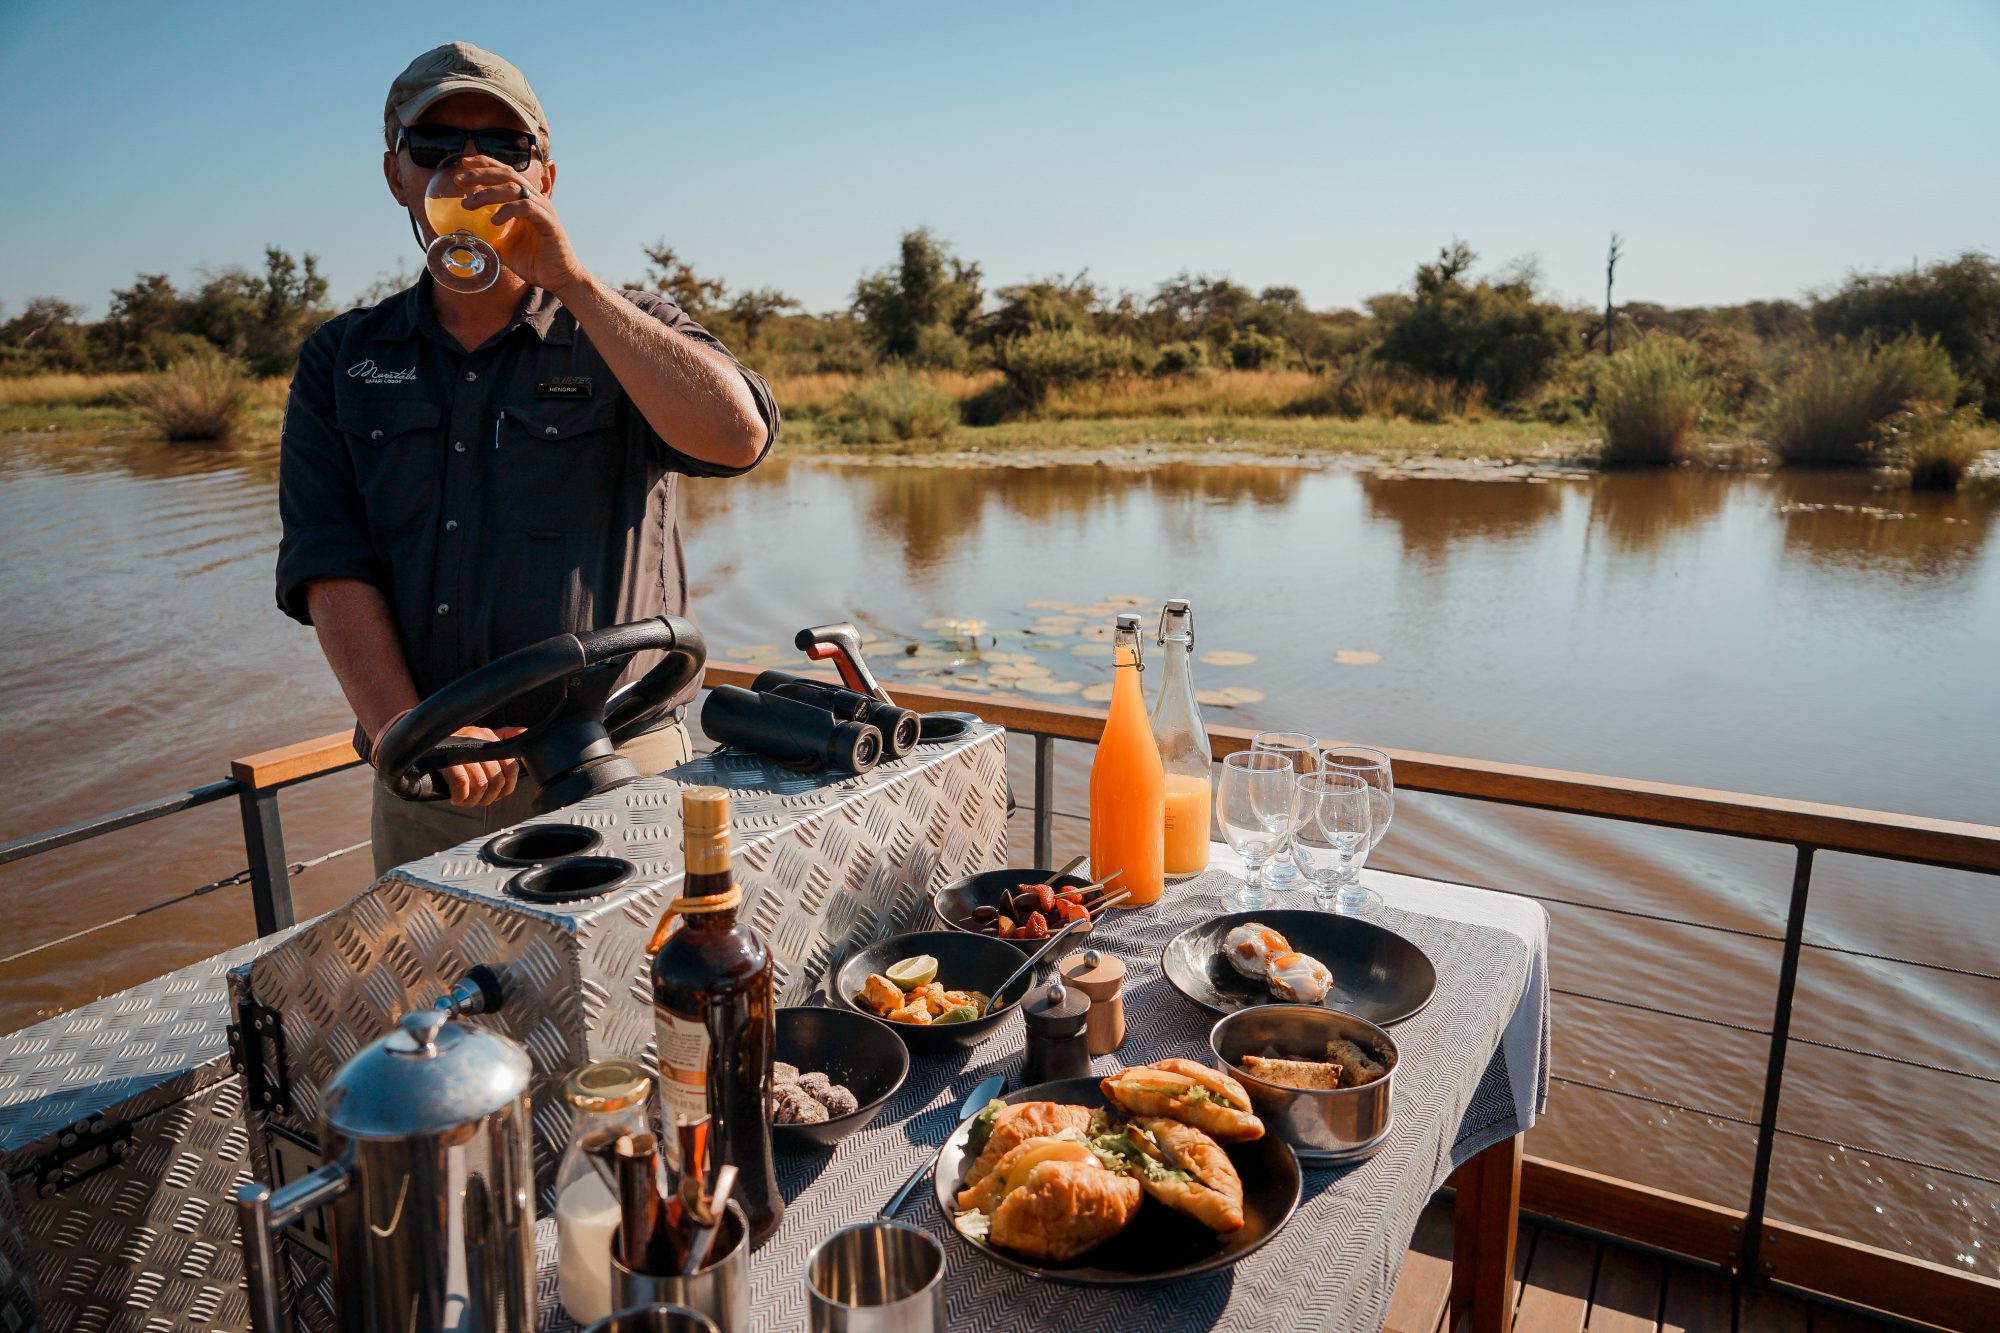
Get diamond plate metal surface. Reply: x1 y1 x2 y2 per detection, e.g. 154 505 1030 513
233 728 1007 1214
0 928 309 1332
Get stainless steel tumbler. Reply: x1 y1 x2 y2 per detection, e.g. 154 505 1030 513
804 1220 946 1333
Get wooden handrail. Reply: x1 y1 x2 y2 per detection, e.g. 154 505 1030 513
229 662 2000 874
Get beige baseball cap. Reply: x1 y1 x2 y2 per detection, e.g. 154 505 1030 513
383 41 550 152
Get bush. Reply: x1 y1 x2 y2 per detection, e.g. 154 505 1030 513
1764 334 1960 465
995 328 1143 408
1873 401 1990 491
826 370 959 443
908 323 973 372
1372 242 1573 405
131 354 252 441
1813 252 2000 416
1595 338 1717 468
1227 329 1287 370
1151 340 1212 378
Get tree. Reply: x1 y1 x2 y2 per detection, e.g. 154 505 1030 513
0 297 94 372
180 247 331 375
1148 273 1255 345
1813 252 2000 416
1373 242 1572 404
639 244 728 320
852 229 983 361
986 274 1099 345
103 274 183 368
726 287 800 349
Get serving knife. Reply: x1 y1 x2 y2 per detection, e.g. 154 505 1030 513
878 1072 1007 1220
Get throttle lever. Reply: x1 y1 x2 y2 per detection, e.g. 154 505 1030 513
795 622 891 704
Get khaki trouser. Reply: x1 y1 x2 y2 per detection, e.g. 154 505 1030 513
370 720 694 875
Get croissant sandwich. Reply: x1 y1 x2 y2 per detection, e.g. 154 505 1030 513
958 1135 1143 1260
1100 1059 1263 1142
956 1101 1096 1209
1094 1117 1246 1232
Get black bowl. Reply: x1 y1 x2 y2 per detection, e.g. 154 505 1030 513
1160 909 1436 1026
830 930 1037 1051
932 868 1097 956
772 1006 910 1151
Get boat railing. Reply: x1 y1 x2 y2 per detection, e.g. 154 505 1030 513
3 661 1996 1329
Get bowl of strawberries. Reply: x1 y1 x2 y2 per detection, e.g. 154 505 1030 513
932 866 1114 956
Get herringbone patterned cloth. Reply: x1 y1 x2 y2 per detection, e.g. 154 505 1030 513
538 854 1550 1332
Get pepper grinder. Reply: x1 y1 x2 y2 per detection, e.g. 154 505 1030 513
1057 948 1127 1056
1019 980 1092 1084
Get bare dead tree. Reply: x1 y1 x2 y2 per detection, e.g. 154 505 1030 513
1604 233 1623 357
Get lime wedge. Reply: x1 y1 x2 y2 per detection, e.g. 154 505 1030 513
886 955 938 991
936 1004 979 1024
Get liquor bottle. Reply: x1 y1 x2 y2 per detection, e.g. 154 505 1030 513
647 788 784 1243
1088 613 1166 906
1151 600 1213 878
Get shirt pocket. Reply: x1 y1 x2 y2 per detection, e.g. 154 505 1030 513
336 398 442 533
493 396 625 535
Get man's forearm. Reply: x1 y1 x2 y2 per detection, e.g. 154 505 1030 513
554 273 767 470
305 579 420 739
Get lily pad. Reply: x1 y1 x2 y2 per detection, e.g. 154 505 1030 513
1069 643 1113 658
1196 686 1266 708
1198 651 1258 667
1078 624 1116 641
724 645 779 659
1333 650 1383 666
987 662 1052 680
1104 594 1154 609
1025 638 1074 653
1026 599 1080 612
918 618 957 631
1081 683 1115 704
1017 678 1084 696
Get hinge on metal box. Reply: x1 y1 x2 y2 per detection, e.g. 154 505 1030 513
226 997 295 1118
32 1115 133 1197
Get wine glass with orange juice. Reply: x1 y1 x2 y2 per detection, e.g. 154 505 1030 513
423 157 514 293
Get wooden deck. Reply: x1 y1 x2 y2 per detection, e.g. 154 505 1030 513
1387 1200 1906 1333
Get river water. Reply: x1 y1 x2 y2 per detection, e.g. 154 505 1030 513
1 429 1995 1276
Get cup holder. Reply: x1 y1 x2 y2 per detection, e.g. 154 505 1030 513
506 856 637 903
917 712 978 743
483 823 605 868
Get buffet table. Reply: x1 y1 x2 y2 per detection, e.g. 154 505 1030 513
538 845 1550 1333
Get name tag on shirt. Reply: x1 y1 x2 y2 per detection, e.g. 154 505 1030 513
536 377 594 399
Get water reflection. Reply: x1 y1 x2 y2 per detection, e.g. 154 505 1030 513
1771 471 1994 580
826 461 1305 577
0 428 283 485
1586 470 1732 554
1358 473 1567 563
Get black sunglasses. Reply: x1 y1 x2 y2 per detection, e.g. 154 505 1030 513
397 124 539 171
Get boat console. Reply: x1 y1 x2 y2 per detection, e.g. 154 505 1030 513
0 677 1007 1329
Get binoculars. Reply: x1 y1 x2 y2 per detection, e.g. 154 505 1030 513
700 677 920 775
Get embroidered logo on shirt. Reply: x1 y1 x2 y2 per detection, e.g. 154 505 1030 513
536 377 594 399
346 359 419 386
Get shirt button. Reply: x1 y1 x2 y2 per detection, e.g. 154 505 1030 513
370 429 383 440
545 426 558 437
465 370 478 382
445 519 459 532
437 603 450 616
454 440 467 453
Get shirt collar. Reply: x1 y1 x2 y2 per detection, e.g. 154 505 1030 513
380 274 574 348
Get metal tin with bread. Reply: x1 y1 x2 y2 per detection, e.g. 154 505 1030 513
1207 1006 1397 1165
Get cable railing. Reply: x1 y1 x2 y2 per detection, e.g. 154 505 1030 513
3 663 1997 1329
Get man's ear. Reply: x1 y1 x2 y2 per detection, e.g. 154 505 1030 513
539 158 557 199
384 150 410 207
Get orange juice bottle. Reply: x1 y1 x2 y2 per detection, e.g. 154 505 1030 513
1089 613 1166 906
1151 600 1212 877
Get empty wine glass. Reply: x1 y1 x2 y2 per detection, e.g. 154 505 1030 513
1217 750 1295 910
1319 745 1394 856
423 157 514 293
1251 731 1317 889
1290 770 1377 914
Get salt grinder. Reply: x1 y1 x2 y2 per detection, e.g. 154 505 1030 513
1057 948 1127 1056
1020 980 1092 1084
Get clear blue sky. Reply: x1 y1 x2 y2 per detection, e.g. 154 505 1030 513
4 0 1996 320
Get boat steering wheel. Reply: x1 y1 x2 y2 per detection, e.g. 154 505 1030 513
372 615 707 814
